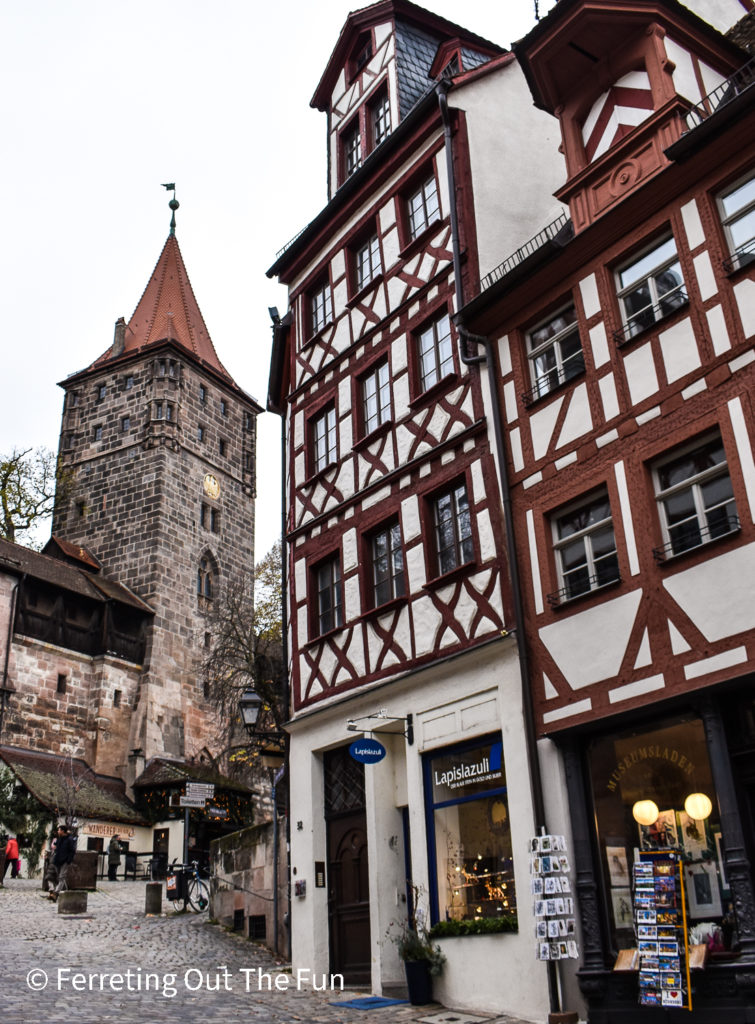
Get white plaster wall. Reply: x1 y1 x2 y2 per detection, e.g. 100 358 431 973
680 0 750 32
285 641 548 1020
450 60 566 282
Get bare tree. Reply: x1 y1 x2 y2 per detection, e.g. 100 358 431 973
0 447 71 547
201 541 285 778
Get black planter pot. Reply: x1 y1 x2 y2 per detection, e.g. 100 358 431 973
404 959 433 1005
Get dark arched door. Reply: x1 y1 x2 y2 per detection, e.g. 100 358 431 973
325 748 371 983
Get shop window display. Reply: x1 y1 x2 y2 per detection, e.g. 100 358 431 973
424 735 516 926
588 715 727 951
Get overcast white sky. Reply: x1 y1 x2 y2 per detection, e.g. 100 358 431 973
0 0 556 561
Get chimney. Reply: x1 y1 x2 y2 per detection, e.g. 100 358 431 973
113 317 126 356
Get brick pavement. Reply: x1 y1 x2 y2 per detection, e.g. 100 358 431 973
0 879 536 1024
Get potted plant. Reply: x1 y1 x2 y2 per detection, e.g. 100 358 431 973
389 889 445 1005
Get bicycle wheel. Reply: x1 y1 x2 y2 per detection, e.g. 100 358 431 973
187 876 209 912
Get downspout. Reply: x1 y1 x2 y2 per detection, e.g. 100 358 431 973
0 574 22 741
269 307 292 961
437 80 561 1018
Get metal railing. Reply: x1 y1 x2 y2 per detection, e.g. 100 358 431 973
652 515 740 563
481 212 571 292
683 58 755 132
546 571 621 608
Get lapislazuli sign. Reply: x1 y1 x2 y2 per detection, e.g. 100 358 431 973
349 738 387 764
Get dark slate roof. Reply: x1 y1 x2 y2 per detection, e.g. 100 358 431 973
394 17 496 117
0 537 153 614
0 746 147 825
134 757 252 793
727 9 755 54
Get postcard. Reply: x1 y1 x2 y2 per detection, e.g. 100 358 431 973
662 989 684 1007
637 926 657 939
641 989 661 1006
661 973 682 989
636 909 657 924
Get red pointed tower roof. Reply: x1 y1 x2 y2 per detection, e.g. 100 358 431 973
85 232 233 383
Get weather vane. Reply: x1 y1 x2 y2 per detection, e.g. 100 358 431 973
162 182 179 235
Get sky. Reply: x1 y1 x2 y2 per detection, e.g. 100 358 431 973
0 0 556 561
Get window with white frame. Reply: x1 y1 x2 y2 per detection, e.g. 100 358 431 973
370 521 405 606
552 492 620 601
616 236 686 339
526 304 584 400
355 233 380 291
718 173 755 270
310 280 333 336
315 556 343 635
417 313 453 392
343 121 362 179
312 405 337 473
433 481 473 576
361 359 391 435
371 91 391 147
653 433 738 557
407 174 440 240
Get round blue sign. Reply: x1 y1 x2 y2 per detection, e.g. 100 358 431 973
349 738 387 764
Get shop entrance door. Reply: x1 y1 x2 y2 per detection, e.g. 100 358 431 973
324 747 371 983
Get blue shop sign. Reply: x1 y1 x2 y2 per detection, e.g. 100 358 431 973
350 738 387 764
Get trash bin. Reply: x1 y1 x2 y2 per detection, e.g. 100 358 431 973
165 868 186 902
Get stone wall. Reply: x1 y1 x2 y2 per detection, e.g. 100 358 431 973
2 629 141 776
53 347 258 762
209 819 287 955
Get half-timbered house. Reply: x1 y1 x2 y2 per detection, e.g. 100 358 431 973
267 0 566 1016
460 0 755 1019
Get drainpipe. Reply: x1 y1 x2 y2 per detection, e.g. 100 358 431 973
437 81 562 1019
269 306 292 962
0 575 22 742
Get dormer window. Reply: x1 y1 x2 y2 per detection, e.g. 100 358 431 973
370 90 391 148
348 32 373 81
343 120 362 179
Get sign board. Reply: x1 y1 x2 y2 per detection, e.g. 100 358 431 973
206 807 228 820
349 738 387 764
179 796 207 808
186 783 215 797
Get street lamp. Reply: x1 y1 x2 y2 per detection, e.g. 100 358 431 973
239 688 263 733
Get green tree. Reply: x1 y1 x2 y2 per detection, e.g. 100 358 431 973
0 447 70 548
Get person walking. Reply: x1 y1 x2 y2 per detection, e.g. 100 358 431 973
107 834 122 881
3 836 21 879
46 825 76 902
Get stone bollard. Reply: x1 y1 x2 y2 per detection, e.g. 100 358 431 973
58 890 88 915
145 881 162 915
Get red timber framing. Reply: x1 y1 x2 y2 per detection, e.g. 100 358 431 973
462 0 755 740
268 31 508 715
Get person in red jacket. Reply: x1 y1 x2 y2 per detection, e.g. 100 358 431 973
3 836 21 879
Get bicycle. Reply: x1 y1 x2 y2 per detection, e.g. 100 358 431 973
166 860 210 913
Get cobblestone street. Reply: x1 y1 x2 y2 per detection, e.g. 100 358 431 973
0 879 534 1024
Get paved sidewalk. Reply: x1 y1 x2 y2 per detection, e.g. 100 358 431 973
0 879 536 1024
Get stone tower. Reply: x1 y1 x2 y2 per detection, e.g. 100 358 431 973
53 210 262 762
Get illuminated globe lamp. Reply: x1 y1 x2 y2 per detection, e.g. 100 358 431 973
632 799 660 826
684 792 713 821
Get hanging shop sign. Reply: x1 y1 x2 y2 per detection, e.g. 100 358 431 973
530 833 580 962
349 738 386 764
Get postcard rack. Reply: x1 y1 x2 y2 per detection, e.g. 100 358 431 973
633 851 692 1010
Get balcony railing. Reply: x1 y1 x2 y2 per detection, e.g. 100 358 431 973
722 239 755 274
652 514 740 564
612 291 688 346
683 58 755 132
481 212 571 292
547 572 621 608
